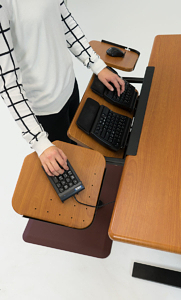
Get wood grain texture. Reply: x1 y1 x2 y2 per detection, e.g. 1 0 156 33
12 141 106 229
90 41 139 72
108 35 181 254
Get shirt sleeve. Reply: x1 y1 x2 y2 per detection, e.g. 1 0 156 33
0 4 53 156
59 1 106 75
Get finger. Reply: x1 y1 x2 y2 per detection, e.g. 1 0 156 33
57 149 69 170
57 149 68 165
48 160 64 176
46 148 68 175
101 77 124 97
117 78 125 93
43 163 54 177
111 76 126 95
101 78 114 92
110 79 122 97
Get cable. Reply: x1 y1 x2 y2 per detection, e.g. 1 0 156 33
73 195 115 208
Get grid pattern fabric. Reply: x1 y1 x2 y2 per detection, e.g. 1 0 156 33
0 1 105 154
0 4 44 146
60 1 100 69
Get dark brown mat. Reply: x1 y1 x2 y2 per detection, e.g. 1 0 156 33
23 164 123 258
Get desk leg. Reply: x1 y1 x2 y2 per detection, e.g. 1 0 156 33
132 262 181 288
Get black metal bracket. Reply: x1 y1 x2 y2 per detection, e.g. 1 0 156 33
125 66 155 156
101 39 140 56
93 66 154 165
105 157 125 166
122 77 144 84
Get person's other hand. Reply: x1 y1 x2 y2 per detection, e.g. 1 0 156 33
98 67 125 97
40 146 68 176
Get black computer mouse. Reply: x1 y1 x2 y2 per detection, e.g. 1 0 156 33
106 47 125 57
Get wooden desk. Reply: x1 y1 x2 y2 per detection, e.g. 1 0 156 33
108 35 181 254
12 141 106 229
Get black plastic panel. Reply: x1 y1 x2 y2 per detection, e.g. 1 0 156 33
132 262 181 288
126 66 155 156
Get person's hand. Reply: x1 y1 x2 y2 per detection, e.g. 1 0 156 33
98 67 125 97
40 146 69 176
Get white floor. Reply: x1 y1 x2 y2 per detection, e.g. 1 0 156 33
1 0 181 299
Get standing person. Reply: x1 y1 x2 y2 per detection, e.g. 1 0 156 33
0 0 125 176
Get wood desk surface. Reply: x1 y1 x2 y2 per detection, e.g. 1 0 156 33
90 41 139 72
108 35 181 254
12 141 106 229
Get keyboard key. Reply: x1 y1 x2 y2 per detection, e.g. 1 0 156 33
101 128 107 138
103 80 138 111
91 104 132 151
53 177 59 184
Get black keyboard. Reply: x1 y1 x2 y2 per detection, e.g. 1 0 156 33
43 160 85 202
76 98 132 151
91 75 138 112
91 105 131 151
104 81 138 111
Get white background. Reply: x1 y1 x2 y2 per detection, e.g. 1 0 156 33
0 0 181 299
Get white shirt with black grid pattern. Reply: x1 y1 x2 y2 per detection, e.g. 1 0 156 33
0 0 106 156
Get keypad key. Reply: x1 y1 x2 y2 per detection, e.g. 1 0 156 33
53 177 59 184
